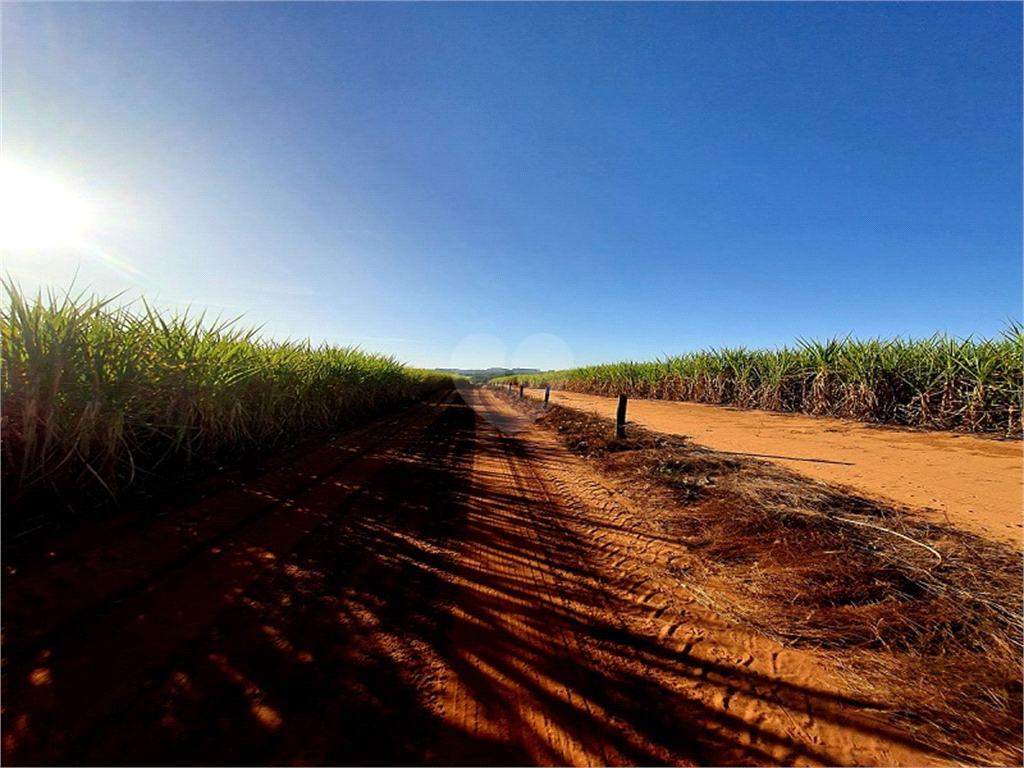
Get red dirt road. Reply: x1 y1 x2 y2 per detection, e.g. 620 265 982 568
2 389 950 766
525 389 1024 549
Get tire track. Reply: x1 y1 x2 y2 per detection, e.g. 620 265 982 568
496 430 619 767
438 397 618 767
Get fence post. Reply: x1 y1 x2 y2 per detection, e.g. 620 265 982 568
544 386 550 407
616 394 627 439
519 384 524 398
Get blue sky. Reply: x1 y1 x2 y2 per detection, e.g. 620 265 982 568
3 2 1021 369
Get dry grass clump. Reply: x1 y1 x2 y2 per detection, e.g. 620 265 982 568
1 281 453 530
539 404 1024 765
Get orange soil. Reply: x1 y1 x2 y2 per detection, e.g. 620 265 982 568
0 389 959 765
526 389 1024 550
448 390 950 766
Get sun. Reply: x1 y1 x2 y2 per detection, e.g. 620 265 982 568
0 162 92 248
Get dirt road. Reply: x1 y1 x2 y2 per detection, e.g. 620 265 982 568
2 389 950 766
524 389 1023 549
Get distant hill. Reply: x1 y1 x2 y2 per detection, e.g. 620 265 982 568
436 367 541 382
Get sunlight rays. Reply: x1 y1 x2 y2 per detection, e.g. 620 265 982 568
0 162 142 279
0 162 91 248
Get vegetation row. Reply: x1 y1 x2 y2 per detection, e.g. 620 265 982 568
1 282 453 520
496 328 1023 436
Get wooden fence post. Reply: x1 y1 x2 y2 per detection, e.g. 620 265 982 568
544 386 550 407
519 384 524 398
616 394 627 439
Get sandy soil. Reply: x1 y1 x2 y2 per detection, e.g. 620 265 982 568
525 389 1023 550
1 389 955 765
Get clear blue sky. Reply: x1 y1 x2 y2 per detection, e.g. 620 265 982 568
3 2 1021 369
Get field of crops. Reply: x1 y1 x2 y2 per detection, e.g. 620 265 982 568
1 282 452 520
498 329 1023 436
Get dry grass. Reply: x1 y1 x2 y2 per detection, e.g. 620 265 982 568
537 402 1023 765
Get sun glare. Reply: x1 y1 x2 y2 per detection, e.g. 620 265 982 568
0 163 92 248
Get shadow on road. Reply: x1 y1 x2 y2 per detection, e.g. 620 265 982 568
4 392 947 766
